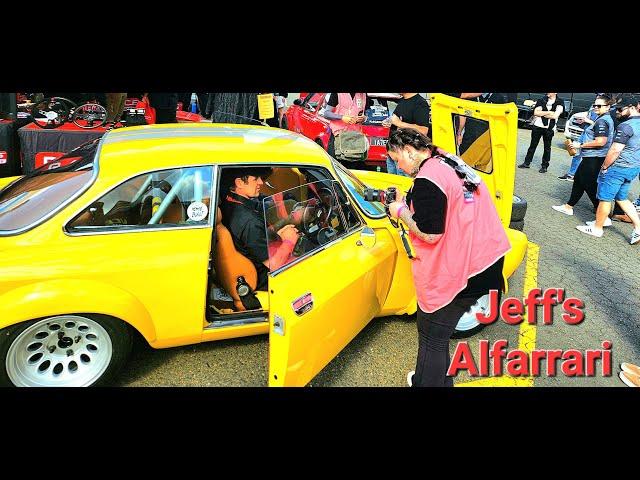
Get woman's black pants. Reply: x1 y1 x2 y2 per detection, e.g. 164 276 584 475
567 156 605 210
414 296 481 387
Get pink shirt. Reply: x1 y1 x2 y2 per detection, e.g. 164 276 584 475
409 157 511 313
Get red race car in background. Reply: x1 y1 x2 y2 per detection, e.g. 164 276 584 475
285 93 402 169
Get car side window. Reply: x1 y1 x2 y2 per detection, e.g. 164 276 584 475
67 166 213 233
263 179 354 272
452 114 494 174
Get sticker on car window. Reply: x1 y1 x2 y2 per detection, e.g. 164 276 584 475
187 201 208 221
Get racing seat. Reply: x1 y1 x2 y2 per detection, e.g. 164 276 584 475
260 167 308 199
213 207 261 312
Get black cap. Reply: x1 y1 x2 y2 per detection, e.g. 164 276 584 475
221 166 274 192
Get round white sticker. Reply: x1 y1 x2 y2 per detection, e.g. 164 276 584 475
187 202 208 222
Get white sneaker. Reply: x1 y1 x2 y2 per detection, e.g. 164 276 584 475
552 205 573 216
407 370 415 387
621 363 640 376
586 218 612 227
576 225 603 237
619 371 640 387
631 229 640 245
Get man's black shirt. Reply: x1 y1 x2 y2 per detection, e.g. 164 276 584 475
220 192 270 291
391 94 431 137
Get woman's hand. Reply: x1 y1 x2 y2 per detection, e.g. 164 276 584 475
342 115 356 124
388 201 406 219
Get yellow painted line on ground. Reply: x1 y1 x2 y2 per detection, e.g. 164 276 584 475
457 242 540 387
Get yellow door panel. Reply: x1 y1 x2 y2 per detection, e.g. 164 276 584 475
430 93 518 225
268 228 394 386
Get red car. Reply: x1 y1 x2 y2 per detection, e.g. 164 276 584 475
285 93 401 169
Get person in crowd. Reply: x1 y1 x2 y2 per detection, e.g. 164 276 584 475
104 93 127 131
558 102 598 181
551 95 615 217
575 97 640 245
147 93 178 124
519 93 564 173
207 93 260 124
382 93 431 177
385 128 510 387
220 167 300 291
322 93 371 166
275 93 288 128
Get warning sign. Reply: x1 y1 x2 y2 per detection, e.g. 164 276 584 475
257 94 275 120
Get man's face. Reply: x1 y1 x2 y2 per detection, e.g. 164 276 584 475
234 175 264 198
616 104 638 121
592 99 610 115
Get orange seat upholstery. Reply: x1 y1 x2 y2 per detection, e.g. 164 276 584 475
213 207 258 311
260 167 308 199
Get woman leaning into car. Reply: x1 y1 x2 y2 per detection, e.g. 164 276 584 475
386 129 510 387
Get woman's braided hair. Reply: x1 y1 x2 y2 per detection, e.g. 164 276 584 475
386 128 435 153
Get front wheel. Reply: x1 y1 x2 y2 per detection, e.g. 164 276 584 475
0 314 133 387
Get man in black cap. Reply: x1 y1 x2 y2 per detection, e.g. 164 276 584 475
221 167 300 290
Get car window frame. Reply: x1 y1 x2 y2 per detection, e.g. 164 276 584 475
64 164 217 236
329 159 387 219
0 139 103 238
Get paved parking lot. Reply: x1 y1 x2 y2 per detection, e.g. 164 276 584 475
117 127 640 387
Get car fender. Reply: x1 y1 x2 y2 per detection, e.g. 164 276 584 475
0 279 157 343
504 228 528 280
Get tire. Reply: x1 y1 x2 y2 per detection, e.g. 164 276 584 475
511 194 527 222
452 323 486 339
509 219 524 231
0 314 133 387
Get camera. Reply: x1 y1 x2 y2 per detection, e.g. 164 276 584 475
363 186 397 205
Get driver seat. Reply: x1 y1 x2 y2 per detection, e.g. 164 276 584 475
213 207 259 312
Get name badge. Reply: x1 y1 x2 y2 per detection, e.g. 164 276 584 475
464 190 475 204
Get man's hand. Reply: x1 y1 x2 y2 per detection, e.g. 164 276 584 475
278 224 300 243
572 141 582 149
390 114 402 127
355 114 366 124
388 201 406 219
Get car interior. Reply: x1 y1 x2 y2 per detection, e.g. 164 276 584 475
207 165 362 325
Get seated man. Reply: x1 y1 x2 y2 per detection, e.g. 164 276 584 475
220 167 300 291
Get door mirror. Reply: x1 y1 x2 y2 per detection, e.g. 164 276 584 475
357 227 376 248
293 99 303 106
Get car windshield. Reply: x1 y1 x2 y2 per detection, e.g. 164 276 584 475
330 159 386 218
0 139 99 234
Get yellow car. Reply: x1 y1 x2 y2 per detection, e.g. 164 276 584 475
0 94 527 387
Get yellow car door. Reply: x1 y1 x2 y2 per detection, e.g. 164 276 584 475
430 93 518 225
266 181 395 386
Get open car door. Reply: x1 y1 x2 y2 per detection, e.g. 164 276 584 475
429 93 518 225
265 180 396 386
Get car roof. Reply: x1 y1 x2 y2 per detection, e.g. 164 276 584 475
98 123 330 174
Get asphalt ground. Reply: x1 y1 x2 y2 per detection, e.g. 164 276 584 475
117 127 640 387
